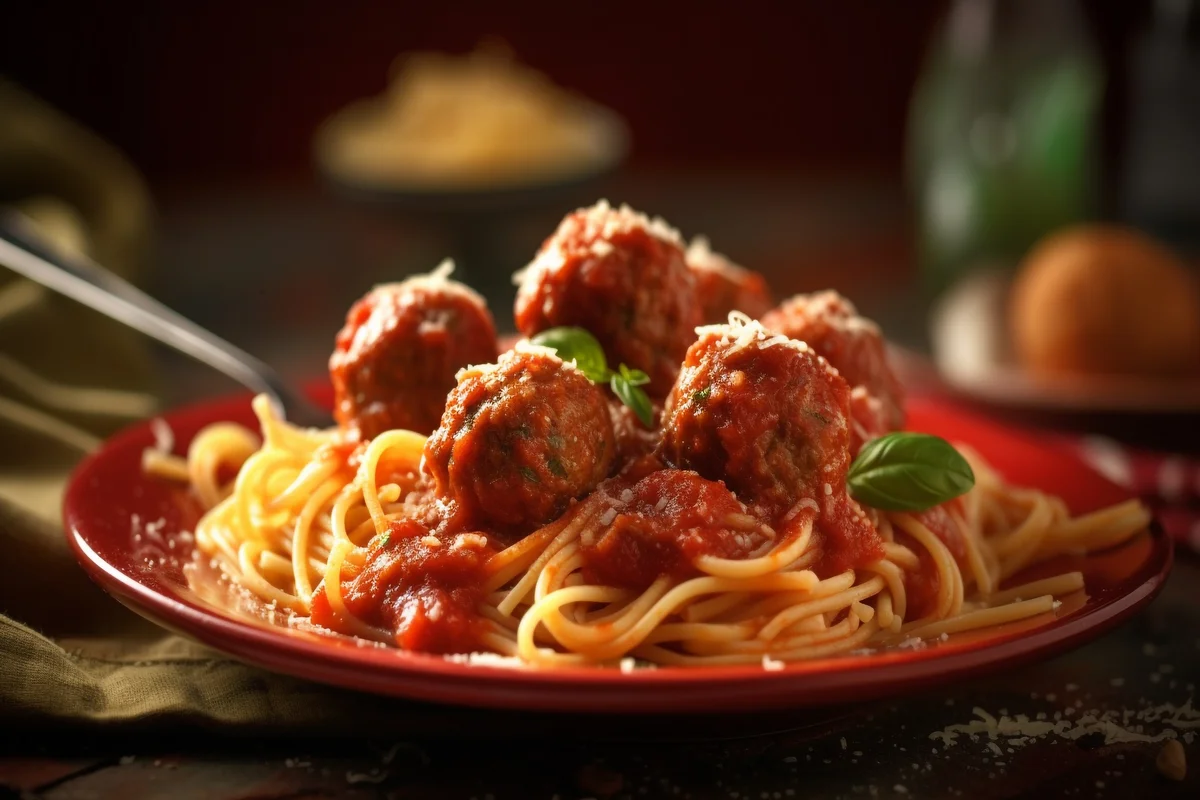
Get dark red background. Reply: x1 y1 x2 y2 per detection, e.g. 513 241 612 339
1 1 1146 186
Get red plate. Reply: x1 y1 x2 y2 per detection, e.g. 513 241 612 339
63 394 1172 713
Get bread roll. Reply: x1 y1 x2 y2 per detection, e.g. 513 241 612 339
1011 225 1200 378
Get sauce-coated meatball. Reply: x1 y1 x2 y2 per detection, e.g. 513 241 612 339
513 201 702 397
423 346 616 536
761 291 904 435
686 237 774 324
331 262 498 439
658 319 881 575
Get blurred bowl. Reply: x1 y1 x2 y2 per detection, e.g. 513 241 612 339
315 104 629 217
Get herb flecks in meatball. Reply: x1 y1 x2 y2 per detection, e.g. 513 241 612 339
331 260 498 439
685 236 774 324
658 315 882 575
762 291 904 447
423 345 616 537
513 201 702 398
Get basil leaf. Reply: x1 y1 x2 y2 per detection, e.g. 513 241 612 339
530 328 654 427
531 327 610 382
846 432 974 512
618 364 651 387
611 375 654 428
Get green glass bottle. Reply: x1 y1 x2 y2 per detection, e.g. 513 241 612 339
908 0 1103 296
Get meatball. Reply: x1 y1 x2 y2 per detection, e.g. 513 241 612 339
761 291 905 433
686 237 774 324
513 201 703 397
331 261 498 439
423 345 616 536
658 318 881 574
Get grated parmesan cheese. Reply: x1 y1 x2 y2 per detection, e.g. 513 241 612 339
762 654 786 672
511 340 565 362
590 200 684 248
442 652 523 668
685 236 752 281
453 533 489 550
346 769 388 785
456 341 589 384
150 418 174 453
773 291 883 337
338 259 488 368
694 314 843 385
931 701 1200 750
512 200 684 292
512 245 565 288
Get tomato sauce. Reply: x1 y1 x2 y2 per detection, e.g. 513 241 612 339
898 501 968 620
311 519 496 654
915 501 967 564
580 469 768 590
904 542 941 620
811 495 886 578
316 439 365 471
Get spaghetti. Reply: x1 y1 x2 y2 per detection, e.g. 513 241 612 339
147 392 1148 667
144 201 1150 668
